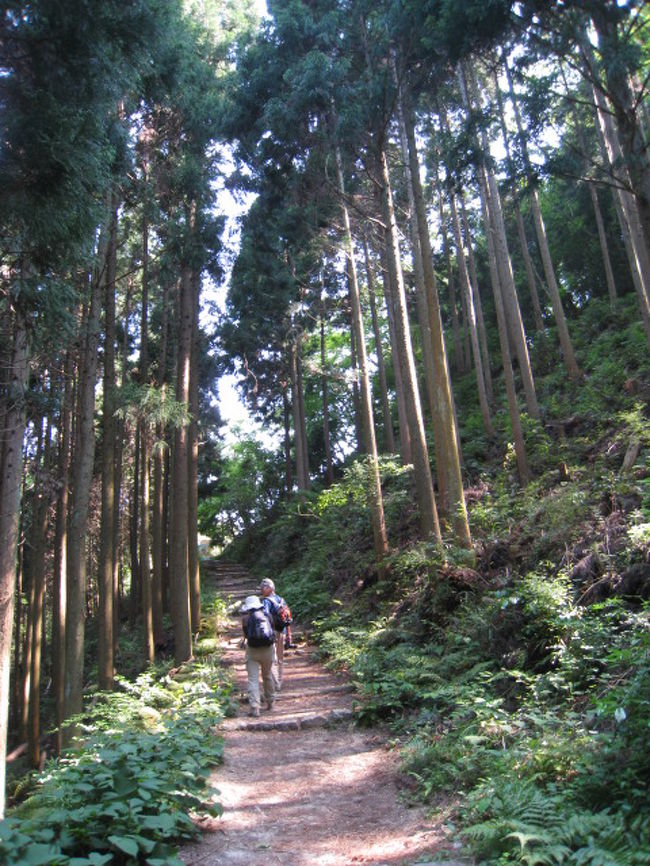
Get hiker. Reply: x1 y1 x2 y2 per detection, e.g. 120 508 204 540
240 595 275 718
258 578 291 690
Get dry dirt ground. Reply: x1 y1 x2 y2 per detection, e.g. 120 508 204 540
179 563 468 866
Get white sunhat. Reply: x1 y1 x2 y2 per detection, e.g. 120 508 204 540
241 595 263 612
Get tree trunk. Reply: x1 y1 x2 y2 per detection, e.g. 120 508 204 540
461 63 540 420
335 145 389 570
394 78 450 505
98 202 117 691
52 354 72 754
402 92 471 547
504 64 580 379
289 339 309 490
282 387 294 493
320 309 334 486
187 270 201 637
379 229 412 465
28 420 50 768
379 146 442 544
560 63 618 305
459 194 495 404
64 233 106 734
0 303 29 817
347 265 363 454
362 238 395 454
169 264 193 664
493 67 546 332
151 280 170 648
591 7 650 252
587 58 650 345
449 191 495 435
479 167 530 485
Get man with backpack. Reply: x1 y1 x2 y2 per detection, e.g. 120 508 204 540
258 578 292 690
240 595 276 717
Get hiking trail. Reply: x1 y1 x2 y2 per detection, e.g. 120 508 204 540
179 561 467 866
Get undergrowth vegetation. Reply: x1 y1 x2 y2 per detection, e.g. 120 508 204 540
0 594 232 866
234 298 650 864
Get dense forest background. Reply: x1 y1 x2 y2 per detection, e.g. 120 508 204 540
1 0 649 863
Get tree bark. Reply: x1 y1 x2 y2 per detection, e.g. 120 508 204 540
479 167 530 485
320 308 334 486
0 303 29 817
188 270 201 637
591 7 650 252
362 238 395 454
379 146 442 544
169 264 193 664
459 194 494 404
335 145 389 570
52 354 72 754
28 419 51 768
98 202 117 691
587 53 650 345
64 231 106 734
379 228 412 465
504 63 581 379
461 63 540 421
449 191 495 435
402 91 471 547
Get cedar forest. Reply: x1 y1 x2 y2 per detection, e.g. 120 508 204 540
0 0 649 863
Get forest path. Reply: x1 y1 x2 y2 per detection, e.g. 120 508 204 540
179 561 465 866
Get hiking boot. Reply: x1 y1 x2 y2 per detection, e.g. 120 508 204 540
264 699 275 711
248 707 260 717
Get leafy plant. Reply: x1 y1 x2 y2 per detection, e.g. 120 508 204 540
0 664 230 866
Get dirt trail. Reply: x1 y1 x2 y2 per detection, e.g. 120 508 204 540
180 562 466 866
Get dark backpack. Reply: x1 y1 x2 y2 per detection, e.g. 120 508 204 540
246 609 275 647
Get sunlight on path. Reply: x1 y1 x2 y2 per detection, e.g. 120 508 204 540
179 562 465 866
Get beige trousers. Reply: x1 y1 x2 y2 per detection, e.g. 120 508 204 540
245 643 275 710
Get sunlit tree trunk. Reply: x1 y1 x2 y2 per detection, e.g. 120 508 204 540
53 354 72 754
394 78 449 504
379 230 412 465
586 48 650 345
169 260 193 664
459 194 494 405
64 228 106 733
479 168 530 485
492 69 546 333
450 191 494 435
0 300 29 817
188 270 201 637
320 308 334 486
347 263 363 454
28 418 51 768
98 201 117 691
401 91 471 547
461 63 539 421
336 145 389 570
282 387 294 493
379 146 442 544
504 64 580 379
362 238 395 454
560 65 618 306
591 8 650 251
289 337 310 490
151 281 170 648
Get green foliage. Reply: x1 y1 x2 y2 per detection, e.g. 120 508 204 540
0 664 230 866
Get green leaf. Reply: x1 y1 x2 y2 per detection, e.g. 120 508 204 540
23 844 61 866
108 835 139 857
